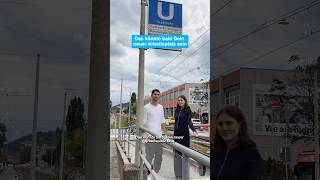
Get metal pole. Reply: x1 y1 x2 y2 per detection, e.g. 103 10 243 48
219 76 223 109
50 150 53 169
127 127 130 160
59 92 67 180
128 90 131 156
85 0 108 179
181 154 189 180
135 0 146 166
30 54 40 180
119 79 123 129
314 71 320 180
139 129 144 179
129 90 132 127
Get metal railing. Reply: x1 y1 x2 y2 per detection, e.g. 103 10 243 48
114 125 210 180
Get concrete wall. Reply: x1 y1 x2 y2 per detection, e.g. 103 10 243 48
116 141 148 180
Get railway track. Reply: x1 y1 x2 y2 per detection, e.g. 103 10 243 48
166 129 210 156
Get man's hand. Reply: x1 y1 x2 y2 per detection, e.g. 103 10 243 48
161 123 167 135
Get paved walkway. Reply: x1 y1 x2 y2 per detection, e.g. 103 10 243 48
111 129 210 180
110 140 120 180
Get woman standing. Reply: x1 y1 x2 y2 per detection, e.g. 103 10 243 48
173 95 198 179
212 106 262 180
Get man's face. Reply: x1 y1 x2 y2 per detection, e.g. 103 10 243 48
151 91 160 102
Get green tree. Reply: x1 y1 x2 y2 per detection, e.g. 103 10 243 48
269 55 320 143
66 96 85 135
0 122 6 147
0 122 6 158
130 92 137 114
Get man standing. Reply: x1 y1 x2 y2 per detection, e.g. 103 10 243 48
143 89 167 175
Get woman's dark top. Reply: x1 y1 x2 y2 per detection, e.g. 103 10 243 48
212 142 262 180
174 106 196 147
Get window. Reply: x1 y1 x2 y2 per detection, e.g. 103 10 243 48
225 88 240 106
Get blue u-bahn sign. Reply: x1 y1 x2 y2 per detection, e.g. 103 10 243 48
148 0 182 35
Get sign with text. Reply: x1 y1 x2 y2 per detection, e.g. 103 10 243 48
252 84 313 137
131 35 188 49
189 87 208 105
148 0 182 35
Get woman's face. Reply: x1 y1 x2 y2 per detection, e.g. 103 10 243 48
177 97 186 107
216 113 240 143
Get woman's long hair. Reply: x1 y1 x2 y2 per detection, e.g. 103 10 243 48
213 106 252 153
176 95 189 109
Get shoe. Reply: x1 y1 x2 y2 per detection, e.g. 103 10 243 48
147 174 153 180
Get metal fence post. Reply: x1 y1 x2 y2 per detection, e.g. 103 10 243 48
182 153 189 180
123 128 126 151
127 127 131 160
121 129 123 147
139 128 144 180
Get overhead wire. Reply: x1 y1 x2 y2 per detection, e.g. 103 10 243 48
214 0 320 53
212 28 320 79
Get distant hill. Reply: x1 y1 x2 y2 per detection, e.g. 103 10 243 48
5 129 62 156
111 102 129 113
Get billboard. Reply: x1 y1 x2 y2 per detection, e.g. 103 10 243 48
252 84 313 137
189 87 208 105
148 0 182 35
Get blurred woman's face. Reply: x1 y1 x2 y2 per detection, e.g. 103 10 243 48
216 113 240 143
177 97 186 107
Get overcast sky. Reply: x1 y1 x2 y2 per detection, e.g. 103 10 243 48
0 0 210 142
110 0 210 106
1 0 318 142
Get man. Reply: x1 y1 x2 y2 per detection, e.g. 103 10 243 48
143 89 167 175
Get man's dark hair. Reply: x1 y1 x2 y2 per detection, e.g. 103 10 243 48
151 89 160 95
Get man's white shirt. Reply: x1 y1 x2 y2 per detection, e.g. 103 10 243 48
143 103 165 136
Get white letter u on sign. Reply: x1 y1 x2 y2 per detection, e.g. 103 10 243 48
157 1 174 20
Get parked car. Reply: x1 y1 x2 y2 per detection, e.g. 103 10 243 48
166 116 175 126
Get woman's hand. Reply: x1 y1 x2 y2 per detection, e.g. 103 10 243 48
192 131 199 137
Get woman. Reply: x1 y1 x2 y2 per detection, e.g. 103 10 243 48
173 95 198 179
212 106 262 180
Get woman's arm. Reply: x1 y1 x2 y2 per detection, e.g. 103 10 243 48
187 108 196 132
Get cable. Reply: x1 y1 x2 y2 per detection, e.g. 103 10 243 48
214 0 320 53
174 61 210 80
159 0 320 79
213 29 320 79
164 40 210 74
156 28 210 74
211 0 234 18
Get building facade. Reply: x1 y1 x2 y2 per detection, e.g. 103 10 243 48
211 67 314 167
159 83 209 118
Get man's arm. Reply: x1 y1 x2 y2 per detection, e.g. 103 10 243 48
160 106 167 135
161 123 167 135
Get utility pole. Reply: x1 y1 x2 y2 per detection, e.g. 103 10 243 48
218 76 223 109
30 54 40 180
135 0 146 166
85 0 108 179
314 71 320 180
59 92 67 180
128 89 132 126
119 79 123 129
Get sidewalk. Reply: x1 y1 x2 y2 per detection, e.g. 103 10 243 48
111 140 120 180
